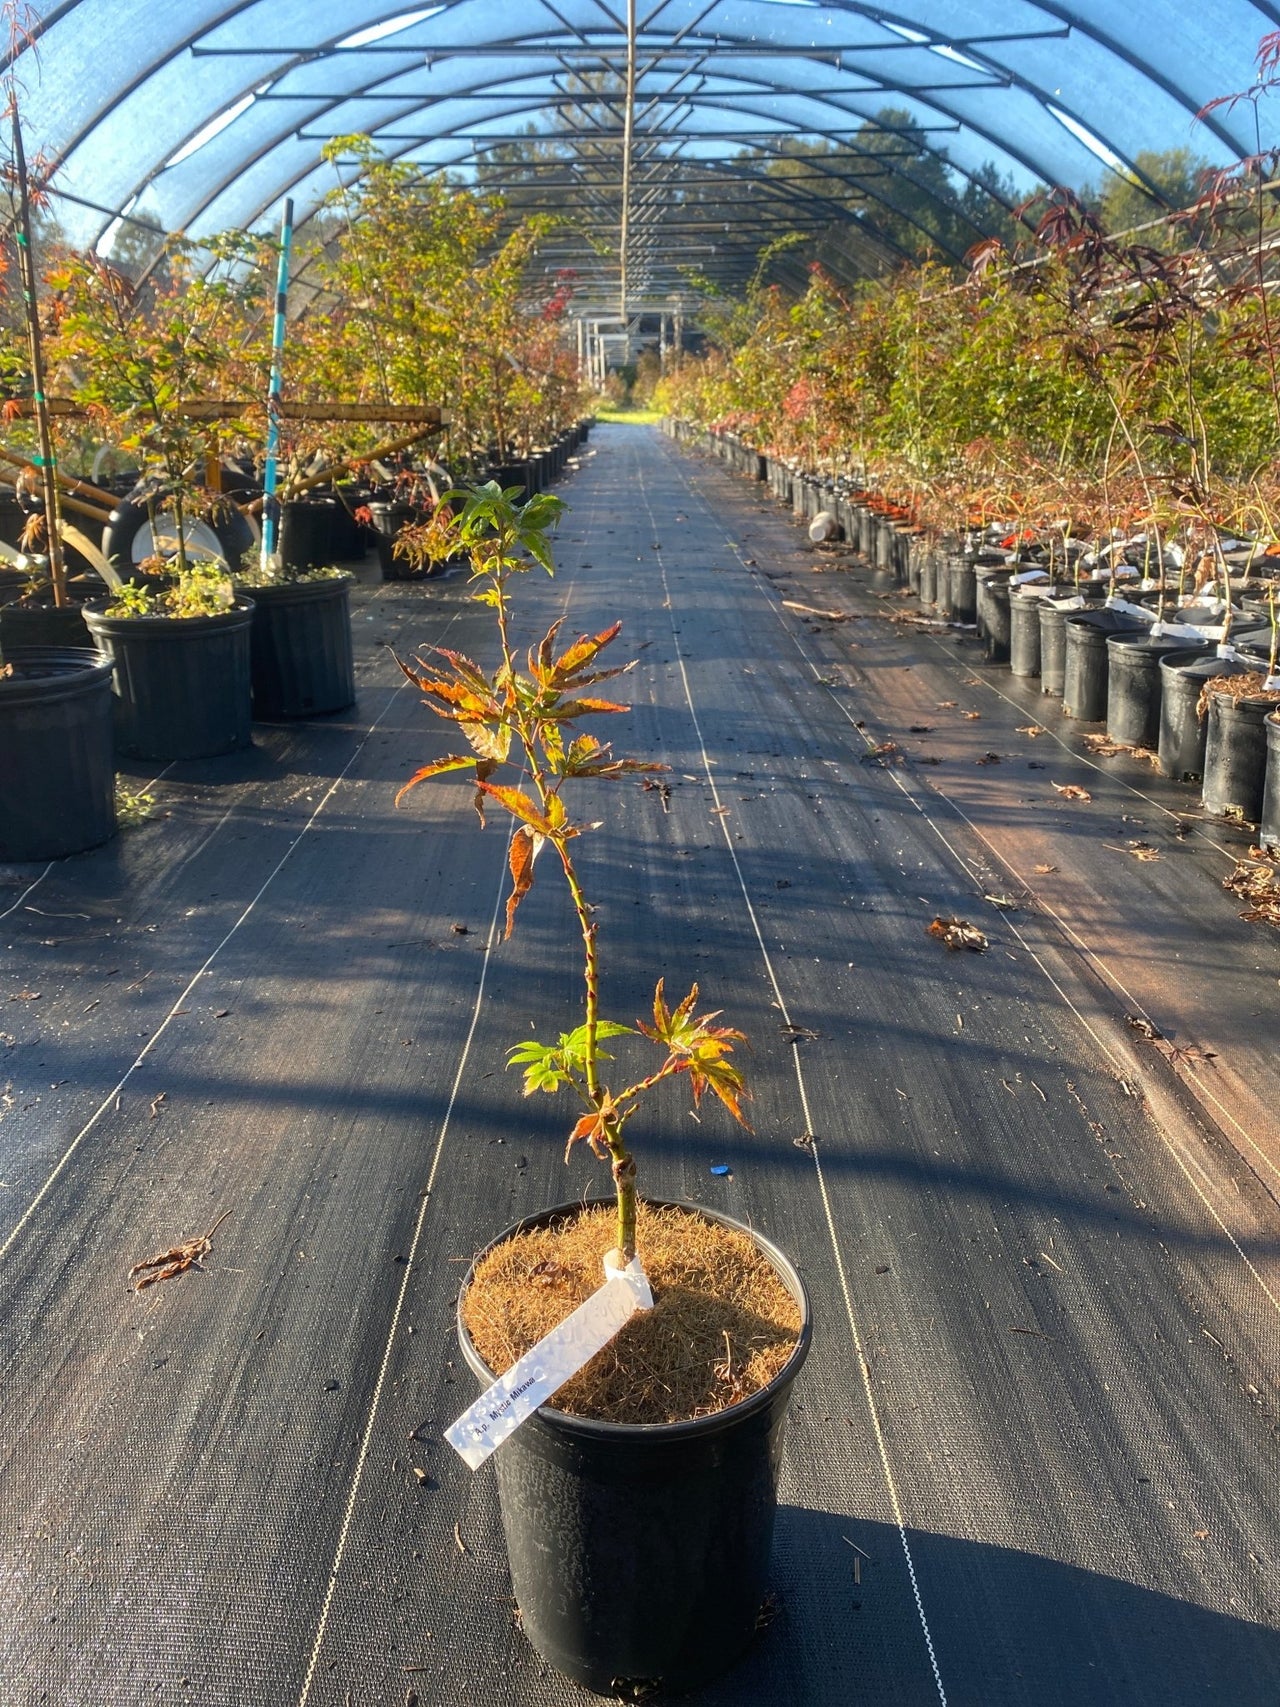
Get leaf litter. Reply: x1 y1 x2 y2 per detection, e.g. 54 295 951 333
129 1210 231 1292
1223 846 1280 929
927 917 988 952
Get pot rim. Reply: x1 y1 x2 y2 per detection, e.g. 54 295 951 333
0 646 114 704
1205 685 1280 709
456 1194 812 1442
82 594 255 629
236 571 354 600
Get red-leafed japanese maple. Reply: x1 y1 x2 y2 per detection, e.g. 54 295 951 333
395 481 748 1264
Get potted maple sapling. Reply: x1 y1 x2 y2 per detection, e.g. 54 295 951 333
228 205 357 721
394 481 811 1696
0 20 116 862
47 234 267 759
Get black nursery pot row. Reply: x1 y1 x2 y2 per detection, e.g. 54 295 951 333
928 552 1280 848
3 428 595 865
0 579 357 864
668 423 1280 849
371 421 592 581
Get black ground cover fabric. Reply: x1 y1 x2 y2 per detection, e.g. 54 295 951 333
1 425 1278 1706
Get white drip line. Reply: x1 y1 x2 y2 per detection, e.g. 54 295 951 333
637 454 951 1707
298 499 590 1699
0 579 439 1261
296 830 513 1707
666 438 1280 1322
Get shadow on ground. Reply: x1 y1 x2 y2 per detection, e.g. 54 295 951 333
687 1508 1280 1707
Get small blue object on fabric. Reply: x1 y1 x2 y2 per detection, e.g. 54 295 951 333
709 1164 731 1176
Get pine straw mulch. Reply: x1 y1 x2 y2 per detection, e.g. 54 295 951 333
461 1201 802 1427
1197 671 1280 720
1223 846 1280 929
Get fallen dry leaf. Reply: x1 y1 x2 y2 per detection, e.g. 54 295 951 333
976 752 1003 765
1082 733 1128 757
1222 846 1280 928
1125 1013 1163 1041
936 700 957 709
1052 782 1092 801
927 917 988 952
1034 863 1058 874
961 710 982 721
130 1210 231 1292
1017 725 1046 738
1159 1040 1218 1071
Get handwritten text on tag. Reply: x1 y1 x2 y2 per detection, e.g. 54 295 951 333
447 1251 653 1470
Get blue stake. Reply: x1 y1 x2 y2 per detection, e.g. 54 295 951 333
260 197 293 573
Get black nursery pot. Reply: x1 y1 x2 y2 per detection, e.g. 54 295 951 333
83 598 254 761
0 563 29 604
457 1199 812 1698
248 577 355 719
367 501 426 580
1009 590 1043 678
1037 599 1070 697
1261 712 1280 848
0 597 91 650
945 556 977 623
0 648 116 861
977 571 1013 663
1062 608 1145 720
279 498 366 571
1157 650 1248 783
1202 688 1277 822
917 550 938 610
1104 631 1190 749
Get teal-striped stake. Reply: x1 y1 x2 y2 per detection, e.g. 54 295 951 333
260 198 294 570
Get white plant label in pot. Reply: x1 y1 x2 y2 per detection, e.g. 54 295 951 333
447 1251 653 1470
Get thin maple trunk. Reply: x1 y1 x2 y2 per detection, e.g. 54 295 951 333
495 555 637 1261
11 108 66 606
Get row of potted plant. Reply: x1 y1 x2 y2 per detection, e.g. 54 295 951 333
655 41 1280 849
0 126 594 863
672 419 1280 849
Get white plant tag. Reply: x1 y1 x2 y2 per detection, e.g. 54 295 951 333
447 1251 653 1470
1103 597 1155 623
1160 620 1225 642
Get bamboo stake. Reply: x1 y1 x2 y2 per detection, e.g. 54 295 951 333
260 198 293 570
9 107 65 603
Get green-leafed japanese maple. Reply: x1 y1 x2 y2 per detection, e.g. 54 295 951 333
46 230 272 597
394 482 748 1263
